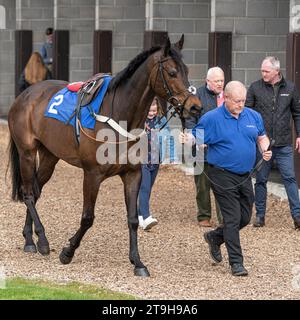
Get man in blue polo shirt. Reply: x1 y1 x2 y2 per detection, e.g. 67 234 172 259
181 81 272 276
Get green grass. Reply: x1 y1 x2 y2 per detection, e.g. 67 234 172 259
0 278 137 300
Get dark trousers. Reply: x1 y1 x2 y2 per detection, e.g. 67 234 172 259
208 165 254 265
194 162 223 223
255 146 300 219
138 165 159 219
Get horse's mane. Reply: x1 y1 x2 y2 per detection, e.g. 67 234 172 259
110 45 185 90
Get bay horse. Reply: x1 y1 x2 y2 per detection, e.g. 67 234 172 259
8 35 201 276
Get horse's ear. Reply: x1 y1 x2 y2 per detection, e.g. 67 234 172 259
164 37 171 57
174 34 184 50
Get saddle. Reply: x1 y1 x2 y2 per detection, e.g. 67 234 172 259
73 73 111 144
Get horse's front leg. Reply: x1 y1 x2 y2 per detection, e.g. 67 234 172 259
121 169 150 277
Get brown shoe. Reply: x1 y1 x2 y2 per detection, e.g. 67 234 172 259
198 220 212 227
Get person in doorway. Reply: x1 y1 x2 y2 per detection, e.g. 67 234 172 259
40 27 53 72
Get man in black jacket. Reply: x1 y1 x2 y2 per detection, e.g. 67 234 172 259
246 56 300 229
185 67 224 227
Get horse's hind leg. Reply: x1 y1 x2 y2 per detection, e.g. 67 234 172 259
59 170 101 265
23 145 59 253
121 169 150 277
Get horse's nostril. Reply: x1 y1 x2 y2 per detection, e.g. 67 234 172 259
190 105 202 115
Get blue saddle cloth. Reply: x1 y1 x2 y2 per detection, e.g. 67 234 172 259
44 75 112 129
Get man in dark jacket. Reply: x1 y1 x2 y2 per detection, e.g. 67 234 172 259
185 67 224 227
246 56 300 229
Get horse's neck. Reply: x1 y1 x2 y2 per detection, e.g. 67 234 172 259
111 63 155 130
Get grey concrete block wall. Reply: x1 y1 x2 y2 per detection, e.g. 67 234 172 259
96 0 145 75
56 0 94 82
16 0 54 51
152 0 211 87
215 0 289 86
0 30 15 116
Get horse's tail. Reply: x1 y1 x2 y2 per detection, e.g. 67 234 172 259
8 136 41 202
8 136 23 202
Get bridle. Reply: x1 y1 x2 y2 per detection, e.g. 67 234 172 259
150 57 196 125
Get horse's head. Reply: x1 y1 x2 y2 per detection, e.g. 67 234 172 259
149 35 202 126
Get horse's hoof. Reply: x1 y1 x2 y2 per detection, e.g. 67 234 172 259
59 250 73 265
134 267 150 277
24 244 37 253
37 242 50 255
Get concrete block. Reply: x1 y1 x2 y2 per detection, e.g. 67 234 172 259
235 18 265 35
195 49 208 65
78 31 94 44
167 19 194 33
0 73 14 84
70 58 81 70
153 4 181 18
113 33 126 47
195 19 211 34
29 0 53 8
124 6 145 19
182 4 209 18
265 19 289 35
216 0 246 17
233 35 246 51
115 20 144 33
278 0 289 18
182 49 194 64
232 69 246 84
114 47 141 61
97 20 115 30
125 33 143 47
98 7 124 20
246 69 261 86
81 58 93 70
71 44 93 58
247 0 277 18
184 33 208 50
235 52 266 69
98 0 115 5
187 64 207 80
116 0 141 6
215 18 234 32
80 6 96 19
20 8 44 19
152 19 167 31
247 36 279 52
70 70 93 82
112 61 129 75
71 0 95 6
56 19 72 29
57 7 80 19
71 20 95 31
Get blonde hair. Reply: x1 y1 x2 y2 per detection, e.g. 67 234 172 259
24 52 48 85
153 97 163 117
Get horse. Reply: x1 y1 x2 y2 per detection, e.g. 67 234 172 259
8 35 201 277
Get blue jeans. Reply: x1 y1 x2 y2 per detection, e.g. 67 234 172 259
138 165 159 219
255 146 300 219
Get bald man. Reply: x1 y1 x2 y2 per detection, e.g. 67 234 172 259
185 67 225 227
189 81 272 276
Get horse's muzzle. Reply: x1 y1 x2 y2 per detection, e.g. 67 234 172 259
189 105 202 116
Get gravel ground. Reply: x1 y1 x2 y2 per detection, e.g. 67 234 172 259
1 123 300 300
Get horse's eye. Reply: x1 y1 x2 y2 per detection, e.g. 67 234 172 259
169 70 177 78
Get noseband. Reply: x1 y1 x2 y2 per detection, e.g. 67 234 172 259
150 57 194 119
